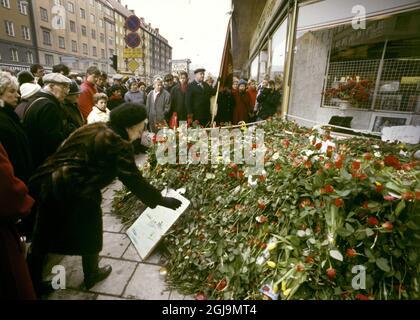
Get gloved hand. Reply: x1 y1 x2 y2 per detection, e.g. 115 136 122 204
160 197 182 210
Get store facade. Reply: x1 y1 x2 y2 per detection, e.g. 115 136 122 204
232 0 420 131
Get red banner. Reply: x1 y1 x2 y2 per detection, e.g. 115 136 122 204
218 18 233 90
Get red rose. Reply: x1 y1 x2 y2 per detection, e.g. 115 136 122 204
229 163 238 171
282 139 290 148
367 216 379 226
375 184 384 193
326 267 336 280
275 164 281 172
258 202 266 210
325 162 333 170
384 195 396 201
382 221 393 231
401 192 414 200
305 256 314 264
259 175 266 182
355 293 369 300
363 153 372 160
228 172 236 178
237 171 244 179
215 278 227 291
325 185 334 193
315 143 322 150
384 155 401 170
296 263 305 272
352 161 361 171
362 201 369 209
346 248 357 258
335 198 344 207
334 161 343 169
195 293 208 300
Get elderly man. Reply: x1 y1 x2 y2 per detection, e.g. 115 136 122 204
146 77 171 133
186 68 216 126
23 73 72 169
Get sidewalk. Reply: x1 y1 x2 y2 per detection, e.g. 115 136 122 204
44 155 192 300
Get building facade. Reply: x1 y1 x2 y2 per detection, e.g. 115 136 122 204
1 0 171 80
0 0 37 72
232 0 420 132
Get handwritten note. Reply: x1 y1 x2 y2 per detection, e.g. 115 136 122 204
381 126 420 144
126 189 190 260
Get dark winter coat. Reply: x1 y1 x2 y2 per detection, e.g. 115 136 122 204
216 89 234 124
0 143 36 300
256 88 282 120
169 84 189 121
186 80 216 126
23 91 68 169
0 103 33 182
62 101 85 136
232 90 253 124
29 123 163 256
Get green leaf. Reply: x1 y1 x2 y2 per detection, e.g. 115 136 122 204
395 200 406 217
385 182 403 193
407 221 420 230
376 258 391 272
338 190 352 197
329 250 343 261
365 228 375 237
341 169 352 181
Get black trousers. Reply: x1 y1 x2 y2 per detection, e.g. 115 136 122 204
28 252 100 294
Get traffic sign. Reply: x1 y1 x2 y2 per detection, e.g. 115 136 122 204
125 15 141 32
123 48 143 58
125 32 141 48
127 59 140 72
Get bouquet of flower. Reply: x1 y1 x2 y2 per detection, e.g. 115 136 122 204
324 78 373 106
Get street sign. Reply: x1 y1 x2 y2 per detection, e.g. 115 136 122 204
125 15 141 32
127 59 140 72
125 32 141 48
123 48 143 58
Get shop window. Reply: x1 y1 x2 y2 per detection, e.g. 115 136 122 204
321 10 420 113
270 18 288 80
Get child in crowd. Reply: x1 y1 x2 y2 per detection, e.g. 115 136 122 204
87 93 110 124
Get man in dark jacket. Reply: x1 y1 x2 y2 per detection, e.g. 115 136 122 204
169 71 189 122
62 80 85 136
23 73 72 169
256 80 281 120
186 68 216 126
28 103 182 294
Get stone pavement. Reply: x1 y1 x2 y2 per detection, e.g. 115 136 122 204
44 155 193 300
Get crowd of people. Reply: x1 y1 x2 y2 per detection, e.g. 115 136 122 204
0 63 282 300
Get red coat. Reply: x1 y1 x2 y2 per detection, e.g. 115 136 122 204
78 81 97 120
232 90 253 124
247 87 257 111
0 144 35 299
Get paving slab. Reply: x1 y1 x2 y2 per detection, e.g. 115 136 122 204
168 290 185 300
122 243 165 265
59 255 84 289
96 294 129 300
87 257 137 296
103 214 124 233
123 263 170 300
100 232 131 259
48 288 96 300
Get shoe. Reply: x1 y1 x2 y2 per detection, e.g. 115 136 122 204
84 265 112 289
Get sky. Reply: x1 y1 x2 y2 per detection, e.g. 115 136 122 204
121 0 232 76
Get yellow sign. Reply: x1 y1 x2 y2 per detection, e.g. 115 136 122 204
123 48 143 58
127 59 140 72
401 77 420 84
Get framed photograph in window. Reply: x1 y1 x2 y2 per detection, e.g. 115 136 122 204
379 81 400 92
379 94 402 111
369 113 412 133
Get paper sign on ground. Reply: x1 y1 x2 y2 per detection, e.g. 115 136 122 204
126 189 190 260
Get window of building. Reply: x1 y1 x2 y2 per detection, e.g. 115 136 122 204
270 18 288 80
320 10 420 113
21 26 30 40
83 43 88 55
1 0 10 9
18 0 27 15
69 20 76 32
80 8 86 19
10 48 18 61
91 14 95 24
105 6 111 16
101 48 105 59
97 1 102 11
45 54 54 66
40 7 48 21
100 33 104 43
109 49 114 57
42 29 51 45
81 25 87 36
250 56 259 80
89 0 94 6
108 37 113 46
67 2 74 13
58 36 65 49
5 21 15 37
26 51 33 64
91 29 96 39
71 40 77 52
54 0 62 5
92 46 97 57
99 19 104 28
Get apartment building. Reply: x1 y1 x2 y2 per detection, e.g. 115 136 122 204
0 0 37 72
